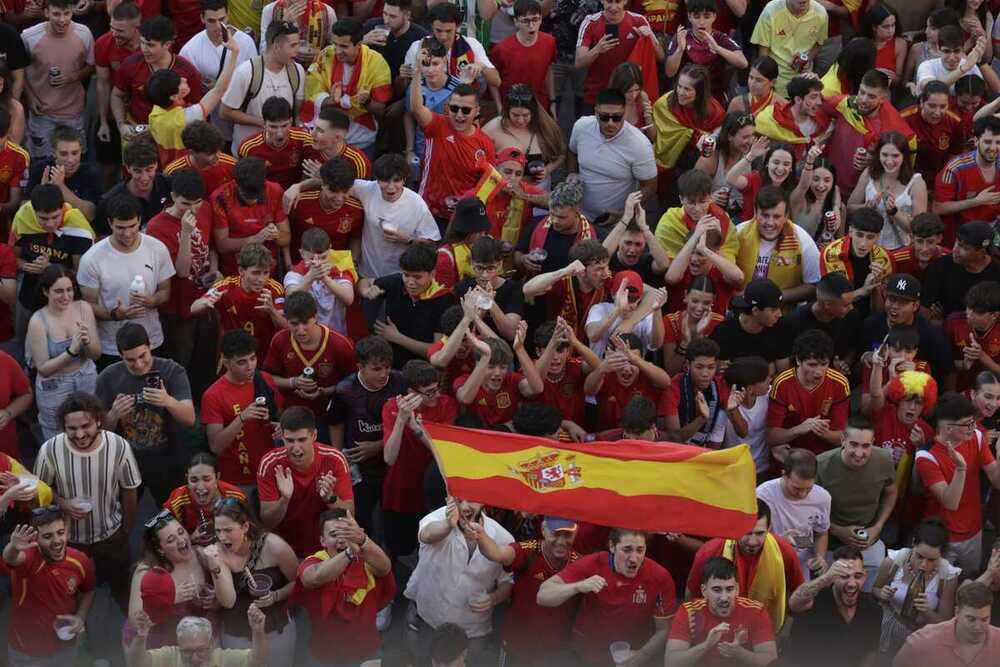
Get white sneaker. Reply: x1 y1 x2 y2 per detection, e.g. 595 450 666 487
376 600 393 632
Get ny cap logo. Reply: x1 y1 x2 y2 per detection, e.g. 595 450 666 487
896 279 907 291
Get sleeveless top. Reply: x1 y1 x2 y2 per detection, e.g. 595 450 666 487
219 535 291 638
32 304 96 374
884 547 960 624
865 174 921 249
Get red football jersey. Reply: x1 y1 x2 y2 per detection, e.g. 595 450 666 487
263 326 356 416
5 547 96 658
288 189 364 260
164 153 236 200
418 114 495 218
145 207 214 317
669 597 774 665
595 373 662 432
302 142 371 180
164 481 247 534
200 372 285 484
211 180 288 276
766 368 850 456
257 444 354 557
426 338 477 393
916 433 996 541
502 541 581 662
888 244 946 283
901 106 964 185
211 276 286 363
662 311 726 345
935 150 1000 228
665 268 734 316
945 313 1000 391
0 243 17 341
114 53 203 124
0 141 29 205
381 395 458 513
538 358 586 427
873 403 934 472
453 371 524 427
238 128 312 190
558 551 677 664
687 537 805 605
94 32 140 73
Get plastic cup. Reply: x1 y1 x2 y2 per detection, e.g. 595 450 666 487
248 573 272 598
71 498 93 514
468 590 491 608
197 584 216 607
16 476 38 493
53 617 77 641
192 521 215 546
610 641 631 665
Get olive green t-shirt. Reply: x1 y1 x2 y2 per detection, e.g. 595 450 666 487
816 447 895 530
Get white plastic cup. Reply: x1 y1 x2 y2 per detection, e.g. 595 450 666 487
468 590 491 608
16 476 38 493
71 498 93 514
610 641 631 665
53 617 77 641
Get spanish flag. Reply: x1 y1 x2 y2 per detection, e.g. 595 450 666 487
425 423 758 538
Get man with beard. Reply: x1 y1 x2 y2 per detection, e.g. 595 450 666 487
687 501 803 632
522 239 608 341
900 81 965 186
2 510 96 666
33 392 141 612
823 69 915 195
294 508 395 666
785 547 882 665
755 76 831 161
472 517 581 666
404 497 514 666
95 1 141 186
666 557 777 666
735 186 821 305
602 191 671 288
537 527 676 667
935 115 1000 238
894 581 1000 665
258 406 354 558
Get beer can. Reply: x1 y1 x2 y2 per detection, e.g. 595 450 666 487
134 125 148 134
255 396 267 405
48 66 61 80
303 367 314 377
701 135 716 158
823 210 836 226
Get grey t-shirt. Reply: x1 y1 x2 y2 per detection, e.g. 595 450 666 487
95 357 192 452
816 447 895 531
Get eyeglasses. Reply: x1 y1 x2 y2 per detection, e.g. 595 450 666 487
518 16 542 24
449 104 474 116
946 420 977 431
597 113 624 123
413 385 441 399
144 509 174 530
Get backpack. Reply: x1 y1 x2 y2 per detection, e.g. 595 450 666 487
240 56 302 117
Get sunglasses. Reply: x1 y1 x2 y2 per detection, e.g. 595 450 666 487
214 497 244 513
144 509 174 530
598 113 624 123
31 503 61 518
449 104 474 116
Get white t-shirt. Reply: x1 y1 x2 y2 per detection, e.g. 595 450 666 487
179 29 258 87
756 478 832 553
352 179 440 279
76 234 176 355
283 269 353 335
222 58 306 151
724 393 770 473
736 220 822 285
584 302 657 359
916 57 983 94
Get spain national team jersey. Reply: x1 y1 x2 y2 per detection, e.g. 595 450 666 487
669 597 774 665
539 358 586 427
596 373 662 432
0 140 29 204
945 313 1000 391
238 127 313 189
303 142 371 180
418 114 496 218
662 311 726 346
4 547 96 657
767 368 850 456
211 276 286 357
211 180 288 275
288 188 364 261
453 372 524 427
113 52 203 124
164 153 236 200
94 31 139 73
263 325 356 416
164 481 247 534
900 106 963 184
935 150 1000 227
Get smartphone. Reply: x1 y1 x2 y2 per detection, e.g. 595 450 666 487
605 23 619 39
221 23 232 42
145 370 162 389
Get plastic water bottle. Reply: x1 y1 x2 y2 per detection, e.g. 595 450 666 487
350 463 363 486
129 275 146 305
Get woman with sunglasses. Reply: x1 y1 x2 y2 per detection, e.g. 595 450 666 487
213 497 299 664
694 111 756 217
25 264 101 441
164 452 247 540
609 62 656 142
126 511 224 650
482 84 565 192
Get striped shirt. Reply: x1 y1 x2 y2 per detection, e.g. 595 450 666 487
33 431 142 545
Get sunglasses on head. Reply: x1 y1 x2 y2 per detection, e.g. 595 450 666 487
449 104 474 115
31 503 61 519
214 497 243 513
598 113 624 123
144 509 174 531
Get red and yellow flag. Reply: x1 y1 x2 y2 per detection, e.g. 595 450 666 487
425 423 758 538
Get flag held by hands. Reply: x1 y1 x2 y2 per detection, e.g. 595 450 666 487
425 423 758 538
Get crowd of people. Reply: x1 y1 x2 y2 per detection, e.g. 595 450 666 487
1 0 1000 664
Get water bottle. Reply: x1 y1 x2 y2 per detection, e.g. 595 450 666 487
129 275 146 305
350 462 363 486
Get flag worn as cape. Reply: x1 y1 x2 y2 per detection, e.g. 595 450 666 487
425 423 758 537
627 35 660 101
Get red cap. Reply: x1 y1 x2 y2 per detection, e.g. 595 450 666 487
140 567 178 624
495 147 527 165
611 270 643 298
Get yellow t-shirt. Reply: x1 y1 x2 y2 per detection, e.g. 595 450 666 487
148 646 252 667
750 0 829 95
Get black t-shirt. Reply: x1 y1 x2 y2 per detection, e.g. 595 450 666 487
94 177 172 236
0 23 30 71
327 370 408 479
710 316 792 363
862 312 956 378
14 229 93 310
26 159 103 211
921 255 1000 317
783 589 882 667
454 277 525 332
848 251 874 320
363 19 428 83
515 218 578 274
784 303 862 360
373 273 458 368
609 251 665 289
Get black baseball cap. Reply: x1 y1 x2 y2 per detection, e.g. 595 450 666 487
449 197 490 235
884 273 921 301
956 221 994 250
732 279 782 311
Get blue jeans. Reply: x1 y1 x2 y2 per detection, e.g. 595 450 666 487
35 364 97 441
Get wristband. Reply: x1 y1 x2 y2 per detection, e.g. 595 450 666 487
111 306 121 321
66 347 79 358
